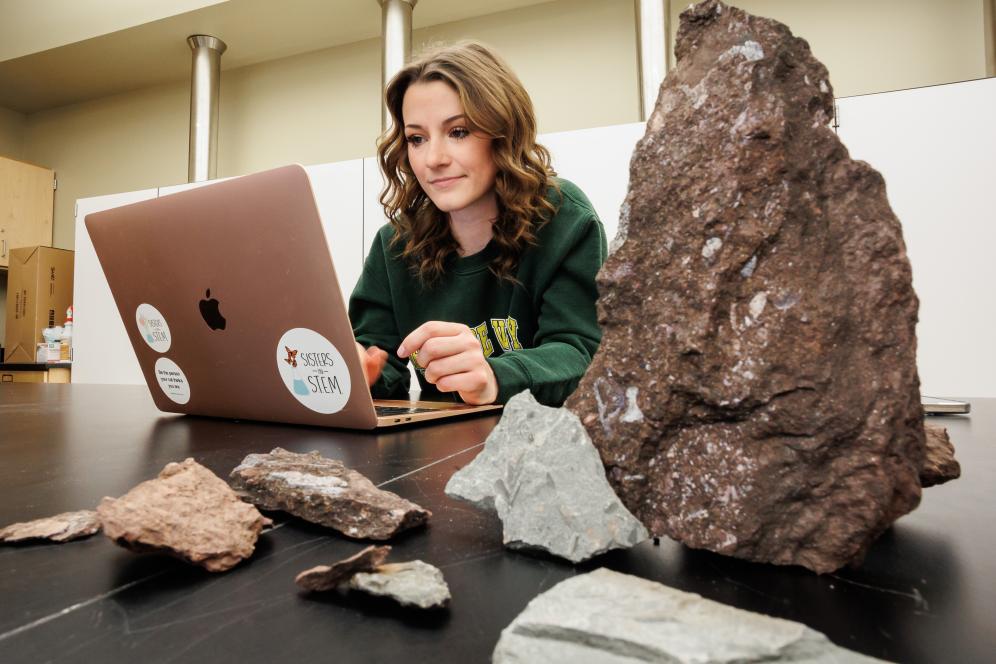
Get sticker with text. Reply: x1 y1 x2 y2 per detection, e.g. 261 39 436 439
154 357 191 404
276 328 351 414
136 303 172 353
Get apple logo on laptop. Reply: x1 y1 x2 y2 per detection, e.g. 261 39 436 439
199 289 226 330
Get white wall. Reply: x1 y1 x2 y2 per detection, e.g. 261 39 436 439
836 78 996 399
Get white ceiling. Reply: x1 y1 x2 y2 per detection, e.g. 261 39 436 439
0 0 550 114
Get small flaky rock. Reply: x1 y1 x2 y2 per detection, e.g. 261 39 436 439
0 510 101 544
230 448 430 540
349 561 451 610
445 391 647 563
565 0 925 574
493 568 884 663
98 458 269 572
921 423 961 487
295 545 391 592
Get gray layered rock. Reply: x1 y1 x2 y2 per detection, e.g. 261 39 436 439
565 0 925 573
493 568 884 663
446 391 647 563
295 545 391 592
349 561 451 610
230 448 430 540
0 510 101 544
98 459 270 572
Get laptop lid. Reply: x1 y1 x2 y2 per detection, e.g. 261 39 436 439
86 164 388 429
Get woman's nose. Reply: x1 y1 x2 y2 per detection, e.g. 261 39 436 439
426 139 450 167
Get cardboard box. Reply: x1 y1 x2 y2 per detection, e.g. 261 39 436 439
3 246 74 363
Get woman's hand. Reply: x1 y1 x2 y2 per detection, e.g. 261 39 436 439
398 321 498 405
355 342 388 387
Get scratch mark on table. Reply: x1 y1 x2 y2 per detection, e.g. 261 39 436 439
0 571 167 644
376 442 484 489
827 574 930 612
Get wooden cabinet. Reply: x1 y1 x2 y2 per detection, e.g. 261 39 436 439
0 156 54 268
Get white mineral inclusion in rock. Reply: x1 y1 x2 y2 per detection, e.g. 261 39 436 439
748 292 768 319
702 237 723 259
268 471 347 494
620 387 644 423
721 40 765 63
740 254 758 278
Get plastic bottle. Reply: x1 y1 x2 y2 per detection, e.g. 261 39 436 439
60 306 73 362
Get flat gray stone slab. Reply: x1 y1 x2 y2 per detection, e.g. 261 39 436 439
349 560 451 610
446 391 647 563
493 568 886 663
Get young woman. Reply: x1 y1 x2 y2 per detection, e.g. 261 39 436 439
349 41 606 408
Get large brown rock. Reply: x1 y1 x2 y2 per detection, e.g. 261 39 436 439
230 448 430 540
921 423 961 487
98 458 270 572
566 0 925 573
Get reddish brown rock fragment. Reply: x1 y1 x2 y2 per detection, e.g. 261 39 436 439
98 458 269 572
295 545 392 592
0 510 101 544
921 423 961 487
566 0 925 574
230 448 430 540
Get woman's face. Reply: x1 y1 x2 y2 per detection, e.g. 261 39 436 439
402 80 498 216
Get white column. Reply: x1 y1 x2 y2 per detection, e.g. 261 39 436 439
187 35 227 183
985 0 996 78
379 0 417 132
634 0 672 122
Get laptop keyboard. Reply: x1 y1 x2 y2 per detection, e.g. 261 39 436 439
375 405 439 416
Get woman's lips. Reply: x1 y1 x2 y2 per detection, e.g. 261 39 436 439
431 175 464 188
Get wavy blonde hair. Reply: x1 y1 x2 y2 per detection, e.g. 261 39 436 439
377 41 559 287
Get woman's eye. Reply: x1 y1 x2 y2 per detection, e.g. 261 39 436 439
450 127 469 139
405 135 424 146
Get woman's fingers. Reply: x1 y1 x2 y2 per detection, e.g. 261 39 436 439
398 321 468 358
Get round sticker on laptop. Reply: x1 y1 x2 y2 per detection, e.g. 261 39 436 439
136 303 172 353
154 357 191 404
276 328 351 414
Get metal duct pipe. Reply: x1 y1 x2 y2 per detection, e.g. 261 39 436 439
635 0 672 122
187 35 227 183
379 0 417 132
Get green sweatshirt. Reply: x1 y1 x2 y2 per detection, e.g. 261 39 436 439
348 178 607 407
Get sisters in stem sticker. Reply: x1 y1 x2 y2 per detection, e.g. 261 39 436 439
276 328 351 414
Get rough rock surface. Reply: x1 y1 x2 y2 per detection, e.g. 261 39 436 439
493 568 884 663
0 510 101 544
349 561 451 610
230 448 429 540
295 545 391 592
445 391 647 563
921 423 961 487
98 458 270 572
565 0 925 574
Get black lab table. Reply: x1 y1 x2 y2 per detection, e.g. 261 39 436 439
0 384 992 663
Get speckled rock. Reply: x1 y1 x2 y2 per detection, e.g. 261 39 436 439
98 458 270 572
349 561 451 610
920 423 961 487
446 391 647 563
566 0 925 573
493 568 884 663
0 510 101 544
230 448 430 540
295 545 391 592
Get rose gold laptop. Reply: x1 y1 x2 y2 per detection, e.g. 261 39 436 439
84 164 501 429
